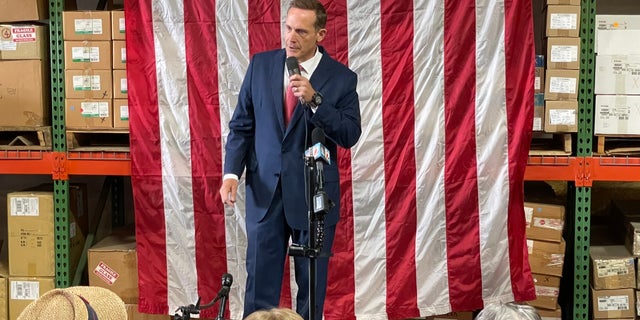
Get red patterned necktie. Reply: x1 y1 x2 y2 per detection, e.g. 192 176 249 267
284 65 305 126
284 83 297 126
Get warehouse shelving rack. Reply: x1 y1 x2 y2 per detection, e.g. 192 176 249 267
0 0 635 318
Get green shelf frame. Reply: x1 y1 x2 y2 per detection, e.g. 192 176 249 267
50 0 70 288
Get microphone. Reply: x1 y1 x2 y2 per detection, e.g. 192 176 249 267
286 56 301 76
307 128 333 215
215 273 233 320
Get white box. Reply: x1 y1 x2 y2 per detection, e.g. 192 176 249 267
596 15 640 49
595 95 640 135
596 30 640 55
595 55 640 95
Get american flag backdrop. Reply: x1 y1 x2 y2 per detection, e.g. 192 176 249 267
125 0 536 318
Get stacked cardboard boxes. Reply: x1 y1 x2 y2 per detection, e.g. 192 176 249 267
543 0 580 135
0 0 49 127
590 245 636 319
62 10 129 131
5 184 86 319
523 201 565 318
594 15 640 139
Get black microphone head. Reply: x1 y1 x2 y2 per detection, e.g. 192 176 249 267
286 56 301 76
311 127 325 145
221 273 233 288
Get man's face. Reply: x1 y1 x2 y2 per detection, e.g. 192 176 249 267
285 7 326 62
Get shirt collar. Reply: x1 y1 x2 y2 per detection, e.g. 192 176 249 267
299 47 323 77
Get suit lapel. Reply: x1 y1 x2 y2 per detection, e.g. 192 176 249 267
272 50 287 133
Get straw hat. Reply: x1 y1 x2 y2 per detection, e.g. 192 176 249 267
18 286 127 320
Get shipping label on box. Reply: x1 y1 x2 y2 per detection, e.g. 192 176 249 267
528 274 561 310
595 55 640 95
112 40 126 70
546 37 580 70
544 100 578 133
113 99 129 130
111 10 125 40
65 69 112 99
0 24 47 60
591 245 636 290
113 69 128 99
546 5 581 37
64 40 112 70
63 11 111 41
524 202 565 242
544 69 579 100
595 95 640 135
88 233 138 303
8 277 54 320
592 287 635 319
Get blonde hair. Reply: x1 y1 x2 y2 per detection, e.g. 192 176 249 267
245 308 304 320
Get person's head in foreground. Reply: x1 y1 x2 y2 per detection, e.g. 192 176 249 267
18 286 127 320
475 302 540 320
245 307 305 320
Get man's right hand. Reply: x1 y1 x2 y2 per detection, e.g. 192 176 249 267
219 178 239 206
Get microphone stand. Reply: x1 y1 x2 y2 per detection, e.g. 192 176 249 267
215 294 229 320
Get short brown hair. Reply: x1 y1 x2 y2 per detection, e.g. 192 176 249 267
289 0 327 30
245 308 304 320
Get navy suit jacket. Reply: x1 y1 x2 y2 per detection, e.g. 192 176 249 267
224 47 361 230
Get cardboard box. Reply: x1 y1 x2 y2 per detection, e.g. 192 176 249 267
546 5 581 37
65 69 112 99
111 10 126 40
594 95 640 135
595 15 640 50
7 190 85 277
528 273 560 310
527 239 565 277
64 40 112 70
590 246 636 290
547 0 579 4
0 25 47 60
544 69 579 101
0 60 49 126
113 99 129 129
536 306 561 319
544 100 578 133
524 202 565 243
126 304 171 320
546 37 580 70
625 221 640 257
88 233 138 304
591 287 635 319
112 40 126 70
0 260 7 320
65 99 113 130
596 30 640 55
62 11 111 41
595 55 640 95
533 94 545 132
113 69 128 99
0 0 48 23
535 67 545 94
8 277 54 320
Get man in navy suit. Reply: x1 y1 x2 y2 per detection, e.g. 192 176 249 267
219 0 361 319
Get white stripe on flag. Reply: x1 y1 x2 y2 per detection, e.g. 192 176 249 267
474 0 514 303
152 0 198 312
347 0 387 318
413 0 450 315
216 0 250 317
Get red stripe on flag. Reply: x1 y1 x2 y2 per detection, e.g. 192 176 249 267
248 0 282 56
183 1 228 318
125 0 169 313
504 0 536 301
279 258 293 308
380 0 419 317
324 0 357 318
443 0 483 310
